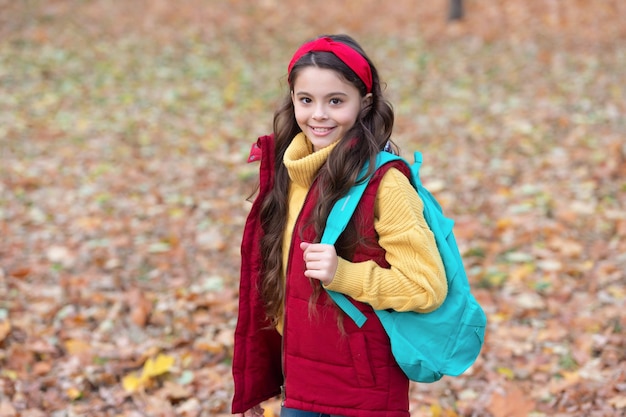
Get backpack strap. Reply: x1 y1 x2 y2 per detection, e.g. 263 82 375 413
321 177 371 327
320 151 409 328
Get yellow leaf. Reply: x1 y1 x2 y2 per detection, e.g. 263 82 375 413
142 353 175 378
509 264 535 283
561 370 581 384
122 372 144 393
608 284 625 299
430 403 442 417
497 366 515 380
489 312 510 324
223 78 238 106
64 339 91 355
1 370 17 380
496 217 514 230
66 387 82 400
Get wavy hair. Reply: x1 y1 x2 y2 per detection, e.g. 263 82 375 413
258 34 397 326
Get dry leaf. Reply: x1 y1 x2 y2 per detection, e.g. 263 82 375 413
608 395 626 409
157 381 192 400
122 353 175 393
142 353 175 378
128 289 153 327
487 384 535 417
8 267 30 279
66 387 82 400
122 373 144 393
0 321 10 343
0 400 17 417
64 339 91 356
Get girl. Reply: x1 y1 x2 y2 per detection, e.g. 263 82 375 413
232 34 447 417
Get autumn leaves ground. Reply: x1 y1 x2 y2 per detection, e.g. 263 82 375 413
1 1 625 416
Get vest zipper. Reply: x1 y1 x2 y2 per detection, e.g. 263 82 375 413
281 210 298 408
281 180 318 408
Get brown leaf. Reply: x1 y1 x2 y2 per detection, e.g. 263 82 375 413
157 381 193 401
0 401 16 417
8 267 30 279
128 288 153 327
487 384 535 417
608 395 626 410
32 361 52 376
0 321 10 343
19 410 47 417
63 338 92 359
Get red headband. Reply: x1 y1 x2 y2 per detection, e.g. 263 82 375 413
287 37 373 93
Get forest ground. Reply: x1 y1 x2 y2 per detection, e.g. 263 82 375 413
1 1 625 416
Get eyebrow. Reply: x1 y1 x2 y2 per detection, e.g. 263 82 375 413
294 91 349 97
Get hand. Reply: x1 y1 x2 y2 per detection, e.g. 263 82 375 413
300 242 338 286
242 404 264 417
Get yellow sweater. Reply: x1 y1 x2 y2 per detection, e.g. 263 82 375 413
278 133 447 333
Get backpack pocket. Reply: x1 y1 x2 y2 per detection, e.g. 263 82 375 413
447 299 486 370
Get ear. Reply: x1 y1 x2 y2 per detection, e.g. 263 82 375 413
362 93 373 108
291 90 296 105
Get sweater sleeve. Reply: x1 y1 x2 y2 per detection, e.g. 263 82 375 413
324 167 448 313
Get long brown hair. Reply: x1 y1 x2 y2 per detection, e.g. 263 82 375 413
259 34 397 325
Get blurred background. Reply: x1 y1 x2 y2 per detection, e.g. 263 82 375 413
1 1 625 416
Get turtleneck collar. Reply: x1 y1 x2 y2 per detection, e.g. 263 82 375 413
283 132 339 188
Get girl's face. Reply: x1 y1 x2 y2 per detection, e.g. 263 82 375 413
291 66 371 151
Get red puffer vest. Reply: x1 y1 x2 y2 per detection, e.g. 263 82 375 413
232 135 410 417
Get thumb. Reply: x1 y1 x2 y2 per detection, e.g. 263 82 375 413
300 241 310 252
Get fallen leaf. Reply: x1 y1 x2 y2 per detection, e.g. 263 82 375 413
8 267 30 279
608 395 626 409
0 321 10 343
66 387 82 400
122 373 144 393
487 384 535 417
64 339 91 356
0 400 17 417
128 289 153 327
157 381 192 400
142 353 175 378
32 362 52 376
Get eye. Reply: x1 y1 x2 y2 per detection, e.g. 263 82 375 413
299 97 312 104
329 97 343 105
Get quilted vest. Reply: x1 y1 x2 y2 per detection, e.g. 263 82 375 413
232 134 411 417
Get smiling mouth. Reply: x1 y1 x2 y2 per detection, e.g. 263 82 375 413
310 126 334 133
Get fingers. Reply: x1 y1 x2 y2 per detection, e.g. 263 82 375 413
301 243 334 265
300 242 333 258
300 243 338 285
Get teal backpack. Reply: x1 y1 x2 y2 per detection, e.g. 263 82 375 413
320 151 487 383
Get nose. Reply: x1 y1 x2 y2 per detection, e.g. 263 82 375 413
312 104 327 120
